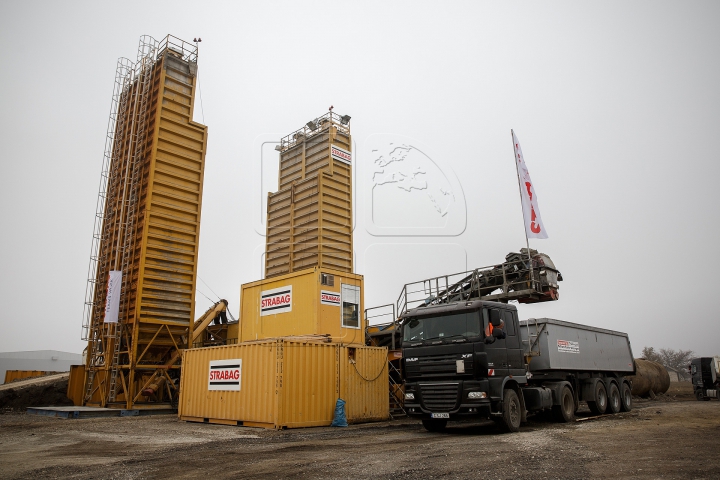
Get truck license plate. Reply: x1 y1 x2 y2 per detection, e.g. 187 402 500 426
431 413 449 419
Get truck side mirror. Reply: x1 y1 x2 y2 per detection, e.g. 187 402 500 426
484 335 496 344
489 310 502 327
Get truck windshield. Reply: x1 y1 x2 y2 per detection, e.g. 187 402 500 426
403 311 482 342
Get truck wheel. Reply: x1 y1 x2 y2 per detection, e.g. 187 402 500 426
695 391 704 401
552 386 575 423
607 383 621 414
422 419 447 432
501 389 522 432
620 382 632 412
588 382 607 415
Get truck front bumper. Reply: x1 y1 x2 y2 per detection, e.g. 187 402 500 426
404 401 492 419
404 380 492 419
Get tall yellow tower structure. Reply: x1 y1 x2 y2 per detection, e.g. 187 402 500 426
80 35 208 409
240 111 364 345
265 111 353 278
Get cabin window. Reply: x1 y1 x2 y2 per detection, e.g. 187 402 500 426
341 284 360 328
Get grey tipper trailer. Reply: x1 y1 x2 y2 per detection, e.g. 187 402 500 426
520 318 635 373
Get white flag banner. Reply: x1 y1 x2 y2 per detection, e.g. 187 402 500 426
512 130 548 239
103 270 122 323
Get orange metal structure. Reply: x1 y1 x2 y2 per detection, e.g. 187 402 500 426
3 371 62 384
265 112 353 278
80 35 207 409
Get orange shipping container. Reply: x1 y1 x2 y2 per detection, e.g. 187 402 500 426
240 267 365 345
178 339 388 429
3 370 62 384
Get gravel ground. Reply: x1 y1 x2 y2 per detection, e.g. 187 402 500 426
0 382 718 479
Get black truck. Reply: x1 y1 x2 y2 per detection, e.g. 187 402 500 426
401 300 636 432
690 357 720 401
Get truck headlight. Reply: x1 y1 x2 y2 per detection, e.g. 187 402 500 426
468 391 487 399
405 393 415 400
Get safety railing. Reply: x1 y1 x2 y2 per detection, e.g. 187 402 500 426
156 35 198 63
396 259 549 316
277 111 351 152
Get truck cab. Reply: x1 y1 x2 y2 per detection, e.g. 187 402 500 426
401 300 527 432
690 357 719 401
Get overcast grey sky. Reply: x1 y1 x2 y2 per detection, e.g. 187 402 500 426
1 1 718 357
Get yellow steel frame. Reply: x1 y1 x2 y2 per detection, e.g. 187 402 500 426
83 36 207 409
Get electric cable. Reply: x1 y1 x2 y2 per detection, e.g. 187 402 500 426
351 359 387 382
197 274 221 300
195 288 215 304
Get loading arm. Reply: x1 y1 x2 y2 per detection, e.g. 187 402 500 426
141 299 228 396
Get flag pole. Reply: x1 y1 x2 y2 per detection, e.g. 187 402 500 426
511 129 535 289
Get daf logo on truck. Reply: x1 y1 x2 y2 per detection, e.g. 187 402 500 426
208 359 242 391
260 285 293 316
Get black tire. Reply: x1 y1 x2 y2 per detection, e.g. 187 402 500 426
552 386 575 423
422 419 447 432
620 382 632 412
607 383 621 414
695 390 704 402
588 381 608 415
500 389 522 432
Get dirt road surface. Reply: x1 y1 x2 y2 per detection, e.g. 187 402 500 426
1 382 718 479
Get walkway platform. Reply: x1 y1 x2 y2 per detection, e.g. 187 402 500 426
26 406 175 419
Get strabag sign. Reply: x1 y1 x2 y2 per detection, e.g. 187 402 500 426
330 145 352 165
557 340 580 354
320 290 341 306
260 285 292 316
208 359 242 391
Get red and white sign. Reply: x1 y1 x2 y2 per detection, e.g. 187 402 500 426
488 369 495 376
103 270 122 323
208 359 242 391
331 145 352 165
557 339 580 354
512 130 548 239
320 290 341 306
260 285 292 316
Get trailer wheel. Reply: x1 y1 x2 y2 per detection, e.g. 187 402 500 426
620 382 632 412
588 382 607 415
607 383 621 414
422 419 447 432
552 386 575 423
500 389 522 432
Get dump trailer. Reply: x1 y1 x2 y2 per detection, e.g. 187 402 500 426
690 357 720 401
401 300 635 432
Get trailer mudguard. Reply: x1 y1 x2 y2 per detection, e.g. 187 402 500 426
581 378 603 402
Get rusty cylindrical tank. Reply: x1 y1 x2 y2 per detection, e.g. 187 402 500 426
628 359 671 397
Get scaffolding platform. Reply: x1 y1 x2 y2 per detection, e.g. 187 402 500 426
26 406 175 419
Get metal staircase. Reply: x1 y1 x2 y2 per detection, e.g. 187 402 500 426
82 58 133 405
108 36 158 403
